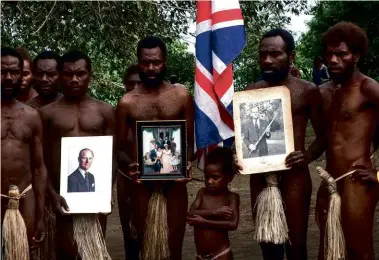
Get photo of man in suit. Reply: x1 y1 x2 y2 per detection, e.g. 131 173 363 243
242 106 271 158
67 148 96 192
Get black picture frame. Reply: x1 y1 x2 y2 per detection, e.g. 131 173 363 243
136 120 187 180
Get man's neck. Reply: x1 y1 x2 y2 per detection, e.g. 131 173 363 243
17 89 32 102
336 69 361 89
139 81 168 94
63 93 89 103
266 75 291 87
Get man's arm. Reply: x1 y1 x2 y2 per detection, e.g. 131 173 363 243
39 108 69 214
39 109 57 196
115 96 138 179
187 193 240 231
31 110 48 242
181 88 195 162
286 85 327 167
362 78 379 153
102 104 117 185
306 86 327 161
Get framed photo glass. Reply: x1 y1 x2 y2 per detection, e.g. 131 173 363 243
59 136 113 214
136 120 187 180
233 86 294 174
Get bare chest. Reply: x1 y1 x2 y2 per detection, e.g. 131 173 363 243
48 105 106 136
1 112 33 142
128 94 184 121
288 86 309 117
200 193 230 210
328 87 375 125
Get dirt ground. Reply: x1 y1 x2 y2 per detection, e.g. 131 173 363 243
106 131 379 260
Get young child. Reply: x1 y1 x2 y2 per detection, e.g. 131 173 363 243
187 147 240 260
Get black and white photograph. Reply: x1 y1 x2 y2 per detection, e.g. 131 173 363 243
60 136 113 213
137 120 187 180
233 86 295 174
240 99 285 159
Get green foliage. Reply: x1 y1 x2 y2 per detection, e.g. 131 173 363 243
233 1 310 91
1 1 196 105
166 41 195 95
297 1 379 81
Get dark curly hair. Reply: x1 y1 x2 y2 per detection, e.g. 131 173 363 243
122 64 139 85
261 28 295 56
206 147 236 177
321 22 368 57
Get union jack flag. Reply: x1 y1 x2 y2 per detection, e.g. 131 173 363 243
194 0 246 170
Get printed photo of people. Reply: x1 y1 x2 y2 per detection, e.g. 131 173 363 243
142 127 182 175
67 148 96 193
240 99 286 159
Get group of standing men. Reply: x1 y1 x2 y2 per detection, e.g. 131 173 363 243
1 21 379 260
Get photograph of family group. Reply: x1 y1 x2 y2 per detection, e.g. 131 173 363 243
138 123 186 179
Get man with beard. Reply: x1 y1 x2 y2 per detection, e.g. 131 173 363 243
1 47 47 254
316 22 379 260
26 51 62 109
15 47 38 102
39 50 115 260
245 29 325 259
116 36 194 259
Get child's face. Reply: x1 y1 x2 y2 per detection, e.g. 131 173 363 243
204 164 229 191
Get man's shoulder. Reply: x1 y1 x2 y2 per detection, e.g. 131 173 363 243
117 93 135 108
39 99 61 117
18 101 42 124
172 83 191 99
25 96 39 108
68 169 79 179
91 98 114 118
361 75 379 95
245 80 268 90
318 81 335 95
292 77 315 88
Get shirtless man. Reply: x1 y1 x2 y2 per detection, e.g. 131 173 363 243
15 47 38 102
27 51 62 109
39 50 115 260
1 47 47 253
316 22 379 260
116 36 194 260
245 29 325 260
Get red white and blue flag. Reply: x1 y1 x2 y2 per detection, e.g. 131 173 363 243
194 0 246 169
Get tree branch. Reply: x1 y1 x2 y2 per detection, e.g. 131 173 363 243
32 1 57 35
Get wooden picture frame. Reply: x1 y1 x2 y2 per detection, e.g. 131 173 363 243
136 120 187 180
233 86 294 174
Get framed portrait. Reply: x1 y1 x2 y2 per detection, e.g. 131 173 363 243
136 120 187 180
59 136 113 214
233 86 294 174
